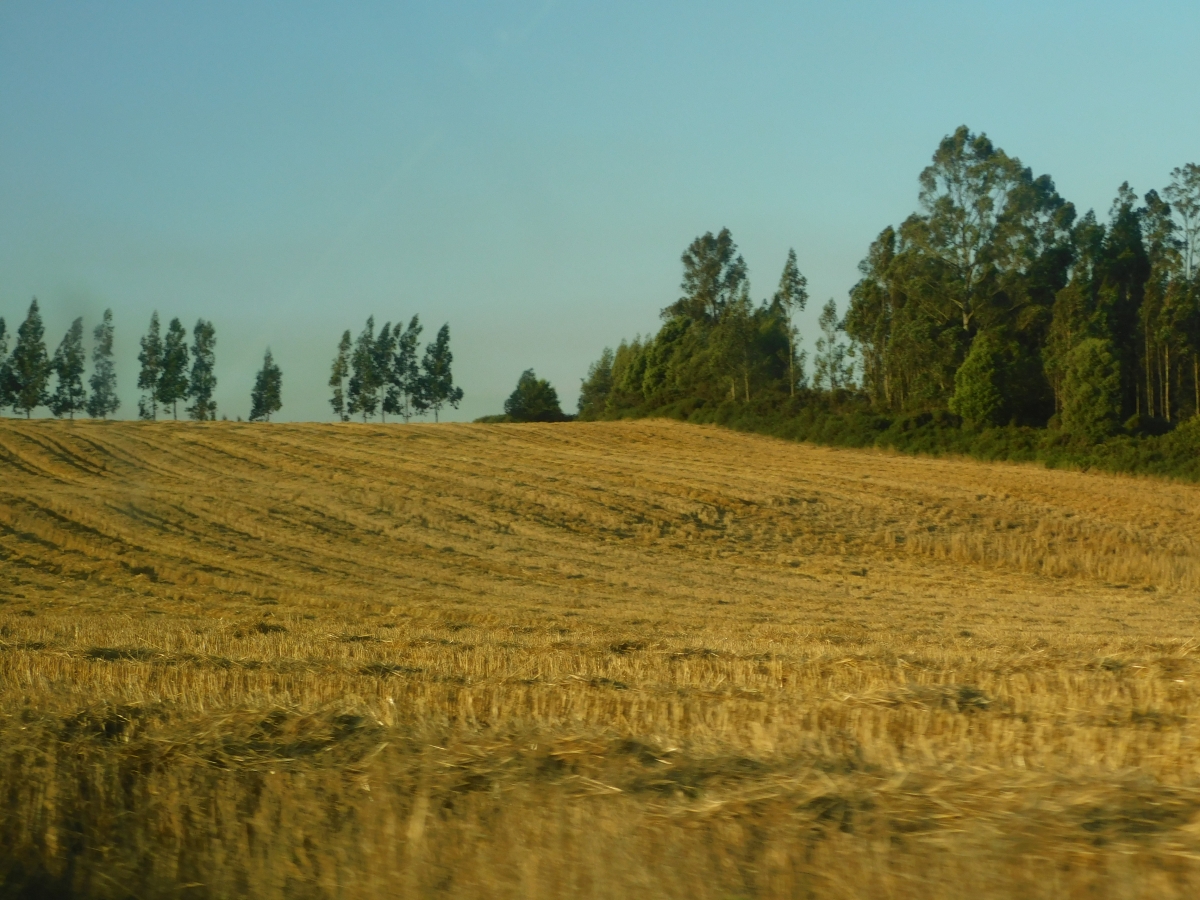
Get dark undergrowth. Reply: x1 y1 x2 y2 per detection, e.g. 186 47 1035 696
605 392 1200 483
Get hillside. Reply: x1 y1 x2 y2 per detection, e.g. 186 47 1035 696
4 419 1200 899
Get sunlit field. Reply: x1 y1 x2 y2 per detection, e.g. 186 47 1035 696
4 419 1200 899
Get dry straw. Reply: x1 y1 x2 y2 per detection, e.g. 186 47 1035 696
2 419 1200 898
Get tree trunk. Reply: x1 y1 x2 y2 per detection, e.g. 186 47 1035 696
1165 345 1172 423
787 335 795 398
1146 333 1154 419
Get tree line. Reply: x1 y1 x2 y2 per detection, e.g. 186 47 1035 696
0 301 282 421
0 301 466 425
328 317 463 422
578 126 1200 444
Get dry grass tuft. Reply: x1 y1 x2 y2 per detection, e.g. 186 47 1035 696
4 419 1200 898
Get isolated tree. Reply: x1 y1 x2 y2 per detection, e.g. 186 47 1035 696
249 349 282 422
86 309 120 418
812 298 854 391
329 329 351 422
49 317 87 419
137 312 164 420
1061 338 1121 441
383 315 423 422
420 323 463 422
157 317 190 419
347 316 380 421
504 369 565 422
772 249 808 396
10 299 51 418
187 319 217 420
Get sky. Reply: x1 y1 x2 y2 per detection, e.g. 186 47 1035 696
2 1 1199 422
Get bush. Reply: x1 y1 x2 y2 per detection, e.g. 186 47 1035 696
1061 338 1121 441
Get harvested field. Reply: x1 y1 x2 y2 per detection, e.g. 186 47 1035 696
3 418 1200 898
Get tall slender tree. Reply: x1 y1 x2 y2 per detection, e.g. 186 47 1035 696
137 312 164 420
87 309 120 419
249 349 282 422
0 318 14 412
49 317 87 419
11 299 51 418
348 316 380 421
373 322 397 422
187 319 217 420
771 249 809 396
329 329 351 422
157 317 190 419
419 323 463 422
385 315 423 422
812 299 854 391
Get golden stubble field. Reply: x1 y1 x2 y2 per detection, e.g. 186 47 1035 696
3 419 1200 899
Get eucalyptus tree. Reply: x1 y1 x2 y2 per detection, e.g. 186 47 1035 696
249 349 282 422
137 312 164 420
812 298 853 391
383 315 423 422
157 317 190 420
0 318 13 412
663 228 747 323
49 317 87 418
87 309 120 418
329 330 351 422
348 316 380 421
10 299 50 418
771 248 808 396
909 126 1073 335
373 322 397 421
419 323 463 422
187 319 217 421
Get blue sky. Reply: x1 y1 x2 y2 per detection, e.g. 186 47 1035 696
3 1 1199 421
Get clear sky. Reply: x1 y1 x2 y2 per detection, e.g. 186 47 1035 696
3 1 1199 421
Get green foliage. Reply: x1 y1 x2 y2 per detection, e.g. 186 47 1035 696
49 317 87 419
1060 338 1121 441
11 299 50 418
187 319 218 421
87 310 120 419
504 370 566 422
812 299 853 391
664 228 747 322
348 317 380 421
383 315 423 423
577 347 614 419
157 318 190 420
137 312 163 420
249 349 282 422
0 317 13 411
329 330 351 422
420 324 463 422
772 248 808 396
372 322 397 421
949 330 1010 427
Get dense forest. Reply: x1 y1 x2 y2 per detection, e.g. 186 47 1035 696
576 126 1200 477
